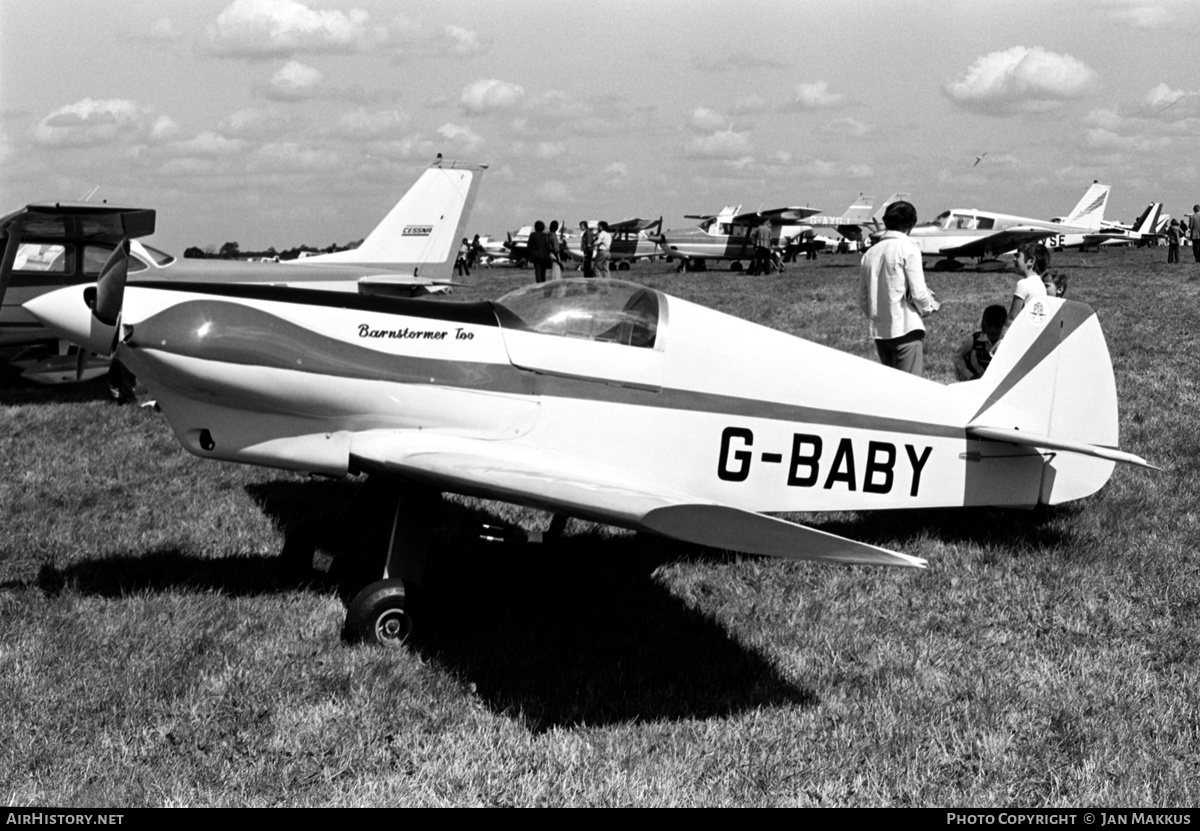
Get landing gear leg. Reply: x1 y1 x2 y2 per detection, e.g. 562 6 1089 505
332 478 443 647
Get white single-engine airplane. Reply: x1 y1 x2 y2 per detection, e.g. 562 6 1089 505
26 230 1154 647
564 218 663 270
909 181 1111 270
1083 202 1163 248
1 159 485 382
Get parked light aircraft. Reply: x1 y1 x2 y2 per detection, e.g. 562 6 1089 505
654 205 822 271
564 218 663 270
909 181 1110 270
0 159 485 382
1084 203 1163 248
656 197 902 271
26 241 1154 646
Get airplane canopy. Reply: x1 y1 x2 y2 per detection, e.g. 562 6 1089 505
496 278 661 349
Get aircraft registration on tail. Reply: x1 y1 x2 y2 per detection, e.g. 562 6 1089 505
25 213 1155 647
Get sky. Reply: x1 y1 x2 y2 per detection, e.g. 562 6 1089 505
2 0 1198 254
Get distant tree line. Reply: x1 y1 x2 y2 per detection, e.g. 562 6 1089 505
182 239 363 261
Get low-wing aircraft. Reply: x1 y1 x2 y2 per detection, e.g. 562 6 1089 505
1083 202 1163 248
654 205 824 271
563 218 663 270
908 181 1111 270
1 158 485 382
27 246 1154 647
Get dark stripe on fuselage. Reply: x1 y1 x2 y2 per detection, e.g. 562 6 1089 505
128 280 518 328
127 298 965 440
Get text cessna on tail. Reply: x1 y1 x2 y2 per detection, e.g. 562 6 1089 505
1 158 485 382
26 217 1154 646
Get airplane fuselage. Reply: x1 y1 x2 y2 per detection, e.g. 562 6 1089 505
66 279 1083 518
909 210 1099 258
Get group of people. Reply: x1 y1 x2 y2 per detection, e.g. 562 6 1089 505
1164 205 1200 265
455 234 486 277
858 199 1070 382
526 220 613 282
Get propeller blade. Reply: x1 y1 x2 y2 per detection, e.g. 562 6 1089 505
94 239 129 326
74 348 89 383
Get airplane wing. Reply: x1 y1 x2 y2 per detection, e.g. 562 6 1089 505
732 206 824 225
1 203 156 242
604 217 662 234
349 431 925 568
940 226 1057 258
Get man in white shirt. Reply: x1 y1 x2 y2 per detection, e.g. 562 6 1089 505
594 221 612 277
859 201 939 375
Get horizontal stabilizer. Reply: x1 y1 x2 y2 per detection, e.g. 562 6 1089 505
642 504 926 568
967 425 1159 470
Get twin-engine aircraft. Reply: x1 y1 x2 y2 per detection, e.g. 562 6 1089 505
26 229 1154 646
1 159 485 382
909 181 1111 270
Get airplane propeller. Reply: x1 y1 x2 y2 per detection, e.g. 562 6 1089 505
73 239 130 381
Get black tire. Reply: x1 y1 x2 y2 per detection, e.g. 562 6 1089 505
346 579 413 647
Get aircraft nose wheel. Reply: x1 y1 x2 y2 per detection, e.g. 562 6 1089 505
346 579 414 648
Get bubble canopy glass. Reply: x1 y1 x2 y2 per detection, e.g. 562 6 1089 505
495 278 663 349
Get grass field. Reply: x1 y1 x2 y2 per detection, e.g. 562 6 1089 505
2 247 1198 806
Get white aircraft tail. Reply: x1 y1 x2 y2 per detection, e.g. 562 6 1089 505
840 194 875 224
302 159 487 277
1063 182 1110 230
961 297 1153 505
870 192 909 225
1133 203 1162 235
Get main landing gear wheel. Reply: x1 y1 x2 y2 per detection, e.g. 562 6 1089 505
346 579 414 648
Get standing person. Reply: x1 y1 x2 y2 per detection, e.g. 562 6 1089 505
579 221 595 277
468 234 484 270
753 218 773 275
1190 205 1200 264
594 221 612 278
1166 219 1182 264
858 200 939 375
527 220 552 284
455 238 470 277
548 220 564 280
1000 241 1050 340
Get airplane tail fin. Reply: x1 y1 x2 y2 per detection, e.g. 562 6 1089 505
841 194 876 224
1134 203 1162 235
961 297 1154 505
869 192 909 226
1063 181 1110 230
302 158 487 278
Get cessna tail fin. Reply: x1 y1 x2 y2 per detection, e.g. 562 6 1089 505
840 194 876 225
1063 181 1110 230
302 158 487 278
963 297 1153 504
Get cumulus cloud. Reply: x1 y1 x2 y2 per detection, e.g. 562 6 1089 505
538 180 572 203
32 98 178 147
460 79 526 114
258 60 324 100
384 15 489 59
1103 0 1200 31
219 106 295 137
781 81 846 111
943 46 1099 114
820 117 873 138
793 159 873 179
207 0 372 58
169 131 247 156
688 107 726 132
692 52 789 72
684 127 751 160
437 122 483 151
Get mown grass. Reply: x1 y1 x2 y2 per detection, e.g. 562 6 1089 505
1 247 1197 806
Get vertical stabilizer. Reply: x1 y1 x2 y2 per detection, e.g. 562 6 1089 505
840 194 876 224
1134 203 1162 235
964 297 1120 503
301 159 487 277
1063 181 1110 230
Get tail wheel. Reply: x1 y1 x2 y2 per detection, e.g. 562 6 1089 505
346 579 413 648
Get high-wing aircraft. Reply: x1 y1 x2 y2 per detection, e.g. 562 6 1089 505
563 218 663 270
654 205 825 271
908 181 1111 270
1 158 485 382
26 248 1154 647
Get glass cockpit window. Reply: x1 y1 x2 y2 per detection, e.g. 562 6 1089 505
496 279 661 348
139 243 175 266
932 211 952 229
83 245 148 274
13 243 70 273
